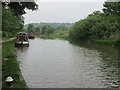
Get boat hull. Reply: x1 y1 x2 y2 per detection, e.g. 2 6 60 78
28 36 35 39
15 41 29 47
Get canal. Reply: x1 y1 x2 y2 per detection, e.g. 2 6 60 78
16 38 120 88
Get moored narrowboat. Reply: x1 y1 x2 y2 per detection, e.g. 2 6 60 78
28 32 35 39
15 32 29 47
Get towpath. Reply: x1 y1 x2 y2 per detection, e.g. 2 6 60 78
0 37 15 44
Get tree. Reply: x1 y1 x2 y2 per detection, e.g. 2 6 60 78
2 6 23 37
70 1 120 41
35 27 41 33
40 25 55 34
2 1 38 16
103 1 120 16
70 11 104 41
27 24 34 33
57 26 66 31
103 1 120 37
2 1 38 37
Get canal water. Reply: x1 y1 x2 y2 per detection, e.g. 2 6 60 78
16 38 120 88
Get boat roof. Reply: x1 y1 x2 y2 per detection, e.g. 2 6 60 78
17 32 28 35
16 32 28 41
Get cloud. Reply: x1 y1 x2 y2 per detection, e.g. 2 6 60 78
24 2 104 24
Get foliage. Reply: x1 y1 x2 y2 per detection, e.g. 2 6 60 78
2 40 28 88
92 39 120 46
27 24 34 33
25 23 71 39
70 11 103 40
2 6 23 37
39 25 55 34
2 1 38 38
24 23 73 30
103 1 120 16
2 2 38 15
47 33 69 40
25 23 72 36
57 26 67 31
70 2 120 42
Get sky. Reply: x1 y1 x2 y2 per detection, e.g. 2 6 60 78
24 1 105 24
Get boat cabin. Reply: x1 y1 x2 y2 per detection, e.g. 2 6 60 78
15 32 29 47
28 32 35 39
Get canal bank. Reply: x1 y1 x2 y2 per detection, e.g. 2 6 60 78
2 40 28 89
37 32 120 47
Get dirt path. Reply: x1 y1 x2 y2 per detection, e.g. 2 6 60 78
0 37 15 44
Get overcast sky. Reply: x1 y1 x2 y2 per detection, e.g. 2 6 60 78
24 1 104 24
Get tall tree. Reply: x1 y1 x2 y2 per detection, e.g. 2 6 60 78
40 25 55 34
2 1 38 15
103 1 120 16
27 24 34 33
2 6 23 37
2 1 38 37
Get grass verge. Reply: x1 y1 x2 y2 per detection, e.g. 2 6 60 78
2 37 10 41
47 33 69 40
2 40 28 89
92 39 120 46
37 33 69 40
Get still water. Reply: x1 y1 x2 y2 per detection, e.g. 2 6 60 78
16 38 119 88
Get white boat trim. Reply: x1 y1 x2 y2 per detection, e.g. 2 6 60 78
16 41 29 44
16 42 21 44
23 42 29 44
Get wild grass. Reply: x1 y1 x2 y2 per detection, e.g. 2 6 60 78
92 39 120 46
38 30 69 40
2 40 28 89
2 37 10 41
47 33 69 40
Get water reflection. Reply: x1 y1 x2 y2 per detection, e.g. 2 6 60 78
16 38 120 88
71 42 120 88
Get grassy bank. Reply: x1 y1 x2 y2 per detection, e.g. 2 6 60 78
69 38 120 47
0 37 12 41
92 39 120 46
2 37 10 41
41 33 69 40
37 33 120 47
37 30 69 40
2 40 28 89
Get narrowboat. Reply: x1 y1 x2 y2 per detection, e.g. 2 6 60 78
15 32 29 47
28 32 35 39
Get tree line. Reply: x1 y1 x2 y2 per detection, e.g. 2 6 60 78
26 23 71 36
24 23 73 29
69 1 120 41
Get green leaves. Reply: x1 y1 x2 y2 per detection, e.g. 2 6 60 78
3 2 38 15
40 25 55 35
27 24 34 33
103 1 120 16
70 11 103 41
2 6 23 37
70 2 120 41
2 1 38 37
